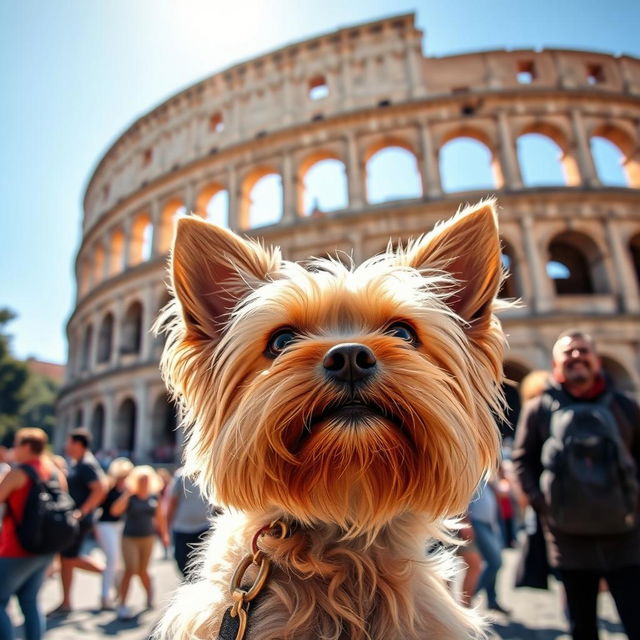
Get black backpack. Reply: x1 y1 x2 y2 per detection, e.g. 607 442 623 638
540 390 639 536
8 464 79 554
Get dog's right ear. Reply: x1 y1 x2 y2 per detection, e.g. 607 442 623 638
171 218 281 338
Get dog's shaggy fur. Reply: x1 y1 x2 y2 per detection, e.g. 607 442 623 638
155 200 509 639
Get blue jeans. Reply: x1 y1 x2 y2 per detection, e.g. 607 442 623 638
471 519 503 608
0 554 53 640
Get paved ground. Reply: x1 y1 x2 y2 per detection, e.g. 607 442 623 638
7 542 626 639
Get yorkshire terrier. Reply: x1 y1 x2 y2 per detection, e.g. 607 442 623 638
155 200 508 639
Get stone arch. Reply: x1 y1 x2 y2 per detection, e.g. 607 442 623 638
546 230 609 295
81 324 93 371
630 232 640 285
97 312 114 364
590 123 638 186
517 126 568 187
109 228 126 276
499 239 522 299
90 403 105 451
120 300 143 355
196 182 229 227
365 140 422 204
600 355 636 395
240 166 282 229
439 133 496 193
115 397 136 453
94 243 105 285
298 151 348 215
308 74 329 100
150 393 179 462
159 198 186 252
130 212 153 265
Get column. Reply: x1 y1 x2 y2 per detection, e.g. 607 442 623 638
520 214 553 313
340 45 353 108
103 392 116 451
101 236 110 281
496 111 523 190
134 381 150 462
281 153 297 223
141 283 156 361
89 311 100 372
112 296 124 367
183 181 196 215
345 132 365 209
570 109 599 187
122 216 133 268
227 167 240 231
405 34 427 98
605 216 640 312
150 199 162 256
418 123 442 198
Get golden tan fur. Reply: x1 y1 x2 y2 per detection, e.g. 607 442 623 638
155 200 510 639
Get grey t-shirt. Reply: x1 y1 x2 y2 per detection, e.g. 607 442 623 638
170 468 212 534
123 494 158 537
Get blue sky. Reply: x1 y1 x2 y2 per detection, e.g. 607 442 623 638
1 0 639 364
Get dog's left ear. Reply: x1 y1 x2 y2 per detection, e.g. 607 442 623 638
400 200 502 327
171 218 281 338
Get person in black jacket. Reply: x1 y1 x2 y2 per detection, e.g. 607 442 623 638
513 330 640 640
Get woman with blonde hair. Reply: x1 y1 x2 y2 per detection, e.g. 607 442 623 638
111 465 168 619
94 457 133 610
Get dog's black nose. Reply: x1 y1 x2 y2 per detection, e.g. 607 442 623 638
322 343 377 386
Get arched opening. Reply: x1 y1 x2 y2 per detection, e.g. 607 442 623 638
366 145 422 204
81 324 93 371
517 133 566 186
499 242 520 299
109 229 125 276
241 169 283 229
115 398 136 454
547 231 608 295
600 356 636 395
150 394 179 462
308 75 329 100
300 157 348 215
591 136 627 186
197 184 229 227
159 200 186 252
209 112 224 133
94 244 105 285
90 404 105 451
97 313 114 364
630 233 640 285
439 136 495 193
120 301 143 355
130 213 153 266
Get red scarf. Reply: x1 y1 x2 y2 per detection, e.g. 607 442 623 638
553 371 606 399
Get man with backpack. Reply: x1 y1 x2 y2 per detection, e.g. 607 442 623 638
0 427 71 640
49 427 107 616
513 329 640 640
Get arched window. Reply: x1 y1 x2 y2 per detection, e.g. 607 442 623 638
439 137 495 193
120 301 143 355
630 233 640 285
366 146 422 204
159 200 186 252
241 170 283 229
301 158 348 215
109 229 125 276
308 75 329 100
547 232 608 295
115 398 136 453
197 184 229 227
97 313 114 364
499 243 519 299
130 213 153 265
150 394 178 463
90 404 105 451
81 325 93 371
591 137 627 186
517 133 565 186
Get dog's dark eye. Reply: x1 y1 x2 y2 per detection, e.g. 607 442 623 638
266 329 297 357
386 322 419 346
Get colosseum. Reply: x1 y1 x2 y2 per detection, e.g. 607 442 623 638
57 13 640 460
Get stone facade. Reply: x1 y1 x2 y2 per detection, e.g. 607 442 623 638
58 13 640 460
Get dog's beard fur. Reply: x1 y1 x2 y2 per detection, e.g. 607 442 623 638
156 199 510 639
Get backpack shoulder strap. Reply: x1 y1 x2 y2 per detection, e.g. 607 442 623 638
18 463 40 484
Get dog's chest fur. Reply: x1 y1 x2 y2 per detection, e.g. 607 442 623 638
156 511 483 640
